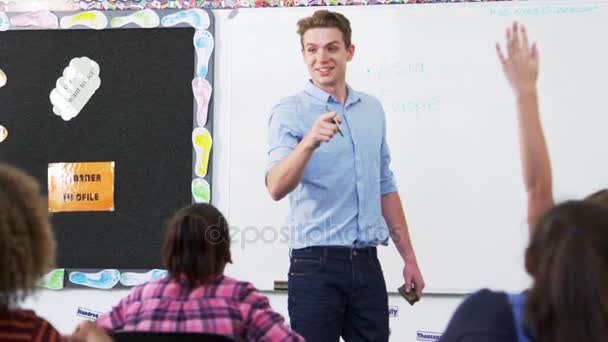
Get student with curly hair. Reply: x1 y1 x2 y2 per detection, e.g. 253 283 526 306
0 164 62 341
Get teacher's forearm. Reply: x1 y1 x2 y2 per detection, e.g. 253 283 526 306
382 192 417 262
266 141 315 201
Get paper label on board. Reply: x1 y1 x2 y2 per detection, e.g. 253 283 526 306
48 161 115 212
50 57 101 121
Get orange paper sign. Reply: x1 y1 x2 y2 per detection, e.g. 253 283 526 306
48 162 115 212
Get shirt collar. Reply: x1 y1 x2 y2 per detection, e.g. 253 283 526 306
304 80 361 107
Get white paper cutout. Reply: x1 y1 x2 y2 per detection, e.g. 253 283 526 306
0 68 6 88
0 125 7 143
10 10 58 29
192 77 212 127
161 9 210 30
110 9 159 28
0 11 9 31
50 57 101 121
194 30 214 78
192 127 212 178
60 11 107 30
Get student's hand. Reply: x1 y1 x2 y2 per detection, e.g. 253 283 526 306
403 259 425 299
496 22 538 97
303 111 343 150
70 321 113 342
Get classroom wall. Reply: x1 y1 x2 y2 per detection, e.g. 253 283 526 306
2 0 481 340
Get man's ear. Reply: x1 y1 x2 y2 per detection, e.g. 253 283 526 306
346 44 355 62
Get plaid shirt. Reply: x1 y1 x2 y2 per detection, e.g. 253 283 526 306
96 275 303 342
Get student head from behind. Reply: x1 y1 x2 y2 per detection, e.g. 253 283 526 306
0 164 55 313
585 189 608 206
297 10 355 92
162 203 232 285
524 200 608 342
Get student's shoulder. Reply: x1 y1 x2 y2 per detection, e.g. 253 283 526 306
441 289 516 341
222 276 269 303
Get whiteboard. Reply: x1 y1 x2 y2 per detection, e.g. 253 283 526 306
211 0 608 293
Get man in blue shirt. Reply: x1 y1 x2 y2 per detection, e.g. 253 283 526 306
266 10 425 341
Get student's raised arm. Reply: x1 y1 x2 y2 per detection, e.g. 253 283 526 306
496 22 554 234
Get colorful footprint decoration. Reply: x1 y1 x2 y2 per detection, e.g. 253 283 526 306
11 10 58 29
0 11 9 31
40 269 65 290
192 77 212 127
193 127 212 178
119 269 168 287
0 68 6 88
110 9 159 28
194 30 214 78
69 269 120 289
161 9 210 30
192 178 210 203
60 11 107 30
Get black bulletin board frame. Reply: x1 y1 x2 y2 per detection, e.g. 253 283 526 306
0 9 214 288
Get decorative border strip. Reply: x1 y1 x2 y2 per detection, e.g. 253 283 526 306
71 0 510 10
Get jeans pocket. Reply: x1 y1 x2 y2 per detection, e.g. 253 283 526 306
289 257 323 276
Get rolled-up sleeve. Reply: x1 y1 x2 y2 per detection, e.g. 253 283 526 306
265 101 301 177
380 111 398 195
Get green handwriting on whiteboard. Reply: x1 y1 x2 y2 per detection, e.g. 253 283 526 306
490 5 600 16
391 97 440 114
366 62 425 80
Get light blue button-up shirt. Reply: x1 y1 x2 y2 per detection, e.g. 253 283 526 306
266 81 398 249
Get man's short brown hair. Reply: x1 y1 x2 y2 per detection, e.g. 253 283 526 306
297 10 352 48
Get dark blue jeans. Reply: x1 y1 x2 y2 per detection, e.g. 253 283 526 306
288 246 389 342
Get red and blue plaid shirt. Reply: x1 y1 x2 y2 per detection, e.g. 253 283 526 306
96 275 303 342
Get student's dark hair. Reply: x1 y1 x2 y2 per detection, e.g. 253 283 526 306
524 200 608 342
585 188 608 206
297 10 352 48
162 203 231 285
0 164 56 313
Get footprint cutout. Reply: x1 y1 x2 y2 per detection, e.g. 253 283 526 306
119 269 168 287
192 127 212 178
11 10 58 29
0 12 9 31
40 269 65 290
0 68 6 88
111 9 159 28
192 77 212 127
0 125 7 143
60 11 108 30
69 269 120 289
192 178 210 203
194 30 214 78
161 9 210 30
